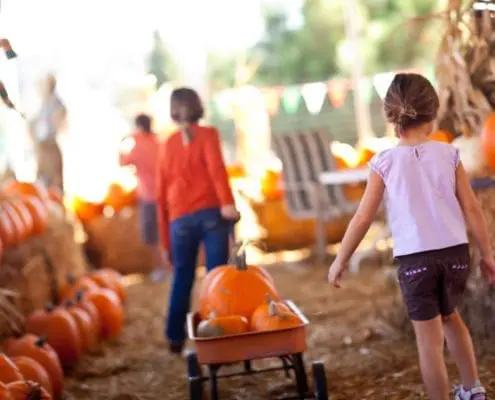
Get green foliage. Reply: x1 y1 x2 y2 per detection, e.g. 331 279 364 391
147 30 176 88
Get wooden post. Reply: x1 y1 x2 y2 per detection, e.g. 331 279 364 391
343 0 374 145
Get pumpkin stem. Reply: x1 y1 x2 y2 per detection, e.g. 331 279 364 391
66 272 75 285
75 290 84 303
26 381 42 400
63 299 73 308
268 301 280 317
208 311 217 320
44 302 55 312
34 336 48 348
265 293 272 304
235 251 248 271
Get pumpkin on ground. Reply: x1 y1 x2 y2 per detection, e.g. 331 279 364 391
74 291 101 339
250 294 292 329
94 269 126 303
6 381 51 400
58 274 99 301
251 300 301 332
2 335 63 398
197 313 249 338
103 183 136 212
0 210 15 248
20 197 48 235
0 382 12 399
198 253 279 319
261 170 283 201
0 354 23 384
10 357 52 397
1 204 24 246
86 271 125 303
84 289 124 339
63 301 98 351
5 199 33 241
69 197 104 223
429 129 454 143
25 304 82 368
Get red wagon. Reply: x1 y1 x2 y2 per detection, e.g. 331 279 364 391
186 300 329 400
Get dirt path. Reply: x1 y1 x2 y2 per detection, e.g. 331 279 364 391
65 264 495 399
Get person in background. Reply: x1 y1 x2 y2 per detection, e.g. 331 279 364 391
30 74 67 192
119 113 165 281
156 87 239 355
328 73 494 400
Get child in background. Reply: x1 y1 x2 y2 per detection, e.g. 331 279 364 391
156 87 239 355
119 113 165 281
328 73 495 400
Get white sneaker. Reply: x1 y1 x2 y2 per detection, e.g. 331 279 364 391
453 382 487 400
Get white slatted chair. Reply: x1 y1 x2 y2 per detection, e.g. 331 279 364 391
272 129 360 263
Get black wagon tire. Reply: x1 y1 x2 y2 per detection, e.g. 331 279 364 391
312 362 329 400
186 351 204 400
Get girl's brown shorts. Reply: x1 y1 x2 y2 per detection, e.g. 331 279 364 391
396 244 470 321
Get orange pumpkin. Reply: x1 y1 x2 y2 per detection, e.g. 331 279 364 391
356 147 376 167
103 183 136 211
87 270 126 303
2 181 50 206
0 354 23 384
10 357 52 397
429 129 454 143
199 254 279 319
58 274 99 301
70 197 104 223
261 170 283 201
84 289 124 340
226 164 246 179
0 210 15 248
0 382 12 400
1 204 24 246
74 291 101 340
25 304 82 369
63 301 98 351
197 313 249 338
250 294 291 329
482 112 495 171
20 197 48 235
6 381 51 400
2 335 63 398
5 199 33 241
250 301 301 332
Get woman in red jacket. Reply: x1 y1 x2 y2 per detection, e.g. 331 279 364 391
156 87 239 354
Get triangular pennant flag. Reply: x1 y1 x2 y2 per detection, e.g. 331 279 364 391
281 86 301 114
372 72 395 100
213 89 235 118
358 78 373 104
301 82 327 114
261 87 281 116
327 79 349 108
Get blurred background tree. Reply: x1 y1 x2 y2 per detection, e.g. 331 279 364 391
147 30 177 88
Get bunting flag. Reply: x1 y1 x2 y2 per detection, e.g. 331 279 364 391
213 88 235 118
372 72 395 100
261 87 281 116
301 82 327 114
358 78 373 104
281 86 302 114
327 79 349 108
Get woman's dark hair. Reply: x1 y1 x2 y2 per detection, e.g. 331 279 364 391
135 113 152 132
170 87 204 124
383 73 439 133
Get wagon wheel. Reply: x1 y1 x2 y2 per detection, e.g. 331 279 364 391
292 353 309 398
186 351 204 400
312 362 329 400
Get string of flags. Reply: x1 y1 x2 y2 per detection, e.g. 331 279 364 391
210 64 436 119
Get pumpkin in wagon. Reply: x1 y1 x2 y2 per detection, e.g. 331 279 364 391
197 313 249 338
251 300 301 332
199 252 279 320
250 294 292 329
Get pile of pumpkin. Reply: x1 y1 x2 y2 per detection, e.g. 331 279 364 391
0 268 126 399
196 255 301 338
0 181 63 258
67 182 137 225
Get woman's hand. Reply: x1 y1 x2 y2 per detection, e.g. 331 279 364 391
480 256 495 285
328 259 346 288
220 205 240 222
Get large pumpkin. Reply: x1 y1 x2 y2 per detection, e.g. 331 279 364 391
25 305 82 368
6 381 51 400
84 289 124 339
199 253 279 319
482 112 495 171
0 354 23 384
10 356 52 397
2 181 50 206
2 335 63 398
20 197 48 235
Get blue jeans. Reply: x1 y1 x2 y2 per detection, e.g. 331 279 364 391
166 208 231 342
